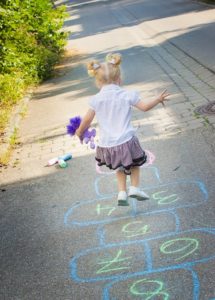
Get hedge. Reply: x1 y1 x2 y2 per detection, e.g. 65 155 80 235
0 0 68 131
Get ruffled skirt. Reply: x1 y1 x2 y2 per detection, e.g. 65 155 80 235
95 136 147 174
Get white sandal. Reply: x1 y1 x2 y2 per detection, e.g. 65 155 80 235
128 186 149 201
117 191 129 206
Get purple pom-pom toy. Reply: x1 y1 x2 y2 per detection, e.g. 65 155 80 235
67 116 96 149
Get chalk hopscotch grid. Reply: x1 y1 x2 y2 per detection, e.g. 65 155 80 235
64 150 214 300
64 179 208 227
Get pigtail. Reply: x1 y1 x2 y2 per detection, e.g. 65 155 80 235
106 53 122 66
87 60 101 77
87 54 122 85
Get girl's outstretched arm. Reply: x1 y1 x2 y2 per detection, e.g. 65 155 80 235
76 109 95 138
135 89 170 112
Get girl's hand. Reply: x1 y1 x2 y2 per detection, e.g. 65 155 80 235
158 89 170 107
76 109 95 142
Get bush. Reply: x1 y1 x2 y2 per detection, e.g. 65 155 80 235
0 0 68 131
0 72 26 129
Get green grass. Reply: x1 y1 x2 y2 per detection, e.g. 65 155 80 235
0 127 18 166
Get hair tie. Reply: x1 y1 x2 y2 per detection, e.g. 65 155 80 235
106 56 116 65
105 53 121 66
93 63 100 70
87 62 101 77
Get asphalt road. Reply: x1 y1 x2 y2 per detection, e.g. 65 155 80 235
67 0 215 72
1 0 215 299
1 129 215 299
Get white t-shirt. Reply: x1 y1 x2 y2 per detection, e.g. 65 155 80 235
89 84 141 147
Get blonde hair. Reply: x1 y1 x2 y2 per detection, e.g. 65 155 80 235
87 53 122 86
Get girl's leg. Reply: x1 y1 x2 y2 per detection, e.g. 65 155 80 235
116 170 129 206
130 166 140 187
116 170 127 192
129 166 149 200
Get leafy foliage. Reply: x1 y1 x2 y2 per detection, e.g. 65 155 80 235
0 0 68 130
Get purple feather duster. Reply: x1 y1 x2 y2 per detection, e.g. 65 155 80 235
66 115 96 149
67 116 81 136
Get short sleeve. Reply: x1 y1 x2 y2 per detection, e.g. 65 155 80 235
128 90 141 106
88 96 96 111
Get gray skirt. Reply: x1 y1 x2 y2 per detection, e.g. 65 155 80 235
95 136 147 174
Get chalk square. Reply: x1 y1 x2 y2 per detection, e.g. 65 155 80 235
70 243 147 282
149 229 215 269
103 269 196 300
99 211 179 245
64 197 135 227
134 180 208 213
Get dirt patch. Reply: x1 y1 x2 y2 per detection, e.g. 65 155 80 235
52 47 87 77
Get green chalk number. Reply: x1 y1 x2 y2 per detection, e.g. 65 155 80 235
122 221 150 238
152 190 179 205
96 203 116 216
96 249 131 274
160 237 199 261
130 278 169 299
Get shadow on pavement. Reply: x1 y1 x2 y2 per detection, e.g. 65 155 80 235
1 130 215 299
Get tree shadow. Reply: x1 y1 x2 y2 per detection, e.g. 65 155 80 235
32 18 215 102
63 0 211 41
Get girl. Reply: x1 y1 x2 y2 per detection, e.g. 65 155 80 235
76 53 170 206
